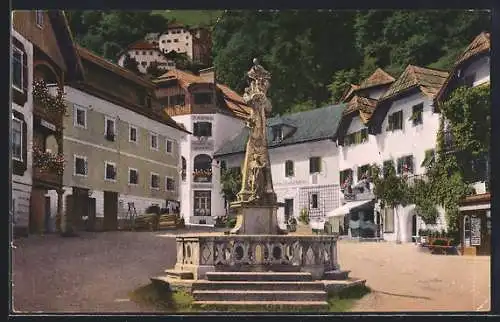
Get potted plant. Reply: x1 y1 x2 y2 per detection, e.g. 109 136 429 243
296 208 312 235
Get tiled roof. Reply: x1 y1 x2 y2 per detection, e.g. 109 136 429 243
343 95 378 124
168 22 185 29
340 84 360 102
380 65 448 101
359 68 395 90
157 69 251 118
214 104 345 157
76 45 155 88
455 32 490 67
128 40 158 50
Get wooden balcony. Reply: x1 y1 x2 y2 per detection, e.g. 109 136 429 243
33 166 62 188
33 100 63 128
165 105 191 117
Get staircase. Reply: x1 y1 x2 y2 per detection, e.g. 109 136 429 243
191 272 329 310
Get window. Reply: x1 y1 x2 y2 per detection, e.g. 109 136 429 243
174 39 179 43
357 164 371 181
150 133 159 150
387 110 403 131
166 139 173 153
285 160 294 177
135 51 139 55
142 51 146 55
220 160 227 176
411 103 423 126
74 155 87 176
383 160 395 178
128 168 138 185
181 156 187 181
397 155 414 175
149 51 153 55
168 94 185 106
167 40 171 43
141 61 147 67
194 190 211 216
12 118 22 161
150 173 160 189
166 177 175 191
35 10 44 27
193 92 213 105
186 36 189 39
193 122 212 137
105 162 117 181
12 47 23 91
310 193 319 209
344 128 368 146
309 157 321 174
340 169 353 186
105 117 116 141
74 105 87 128
161 40 166 44
129 125 138 143
193 154 213 182
272 126 283 142
384 207 395 233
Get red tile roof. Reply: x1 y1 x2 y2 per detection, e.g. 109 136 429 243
380 65 448 101
455 32 490 67
359 68 395 90
340 84 360 102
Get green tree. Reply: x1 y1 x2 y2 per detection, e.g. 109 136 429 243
370 163 411 243
146 61 163 78
220 168 242 211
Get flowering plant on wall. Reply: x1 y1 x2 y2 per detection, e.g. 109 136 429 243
32 145 65 174
32 79 67 115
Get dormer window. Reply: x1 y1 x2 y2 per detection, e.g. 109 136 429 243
272 126 283 142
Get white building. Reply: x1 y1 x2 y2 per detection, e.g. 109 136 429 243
154 68 251 225
117 40 176 74
47 46 188 231
158 23 211 65
214 105 345 230
11 29 34 236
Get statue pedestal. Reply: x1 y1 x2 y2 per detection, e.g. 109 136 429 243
230 201 280 235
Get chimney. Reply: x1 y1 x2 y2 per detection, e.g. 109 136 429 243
199 67 215 84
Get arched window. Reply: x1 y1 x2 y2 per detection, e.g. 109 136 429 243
181 156 187 181
193 154 212 182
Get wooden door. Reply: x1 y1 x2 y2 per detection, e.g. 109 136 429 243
87 198 96 231
103 191 118 230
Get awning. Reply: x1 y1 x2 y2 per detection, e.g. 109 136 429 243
327 199 375 217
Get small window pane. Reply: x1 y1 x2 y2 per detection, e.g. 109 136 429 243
105 163 116 180
12 49 23 90
129 169 138 184
151 174 159 188
75 157 87 175
12 119 22 160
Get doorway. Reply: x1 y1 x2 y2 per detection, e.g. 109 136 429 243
103 191 118 230
44 196 51 233
411 214 417 241
284 199 294 222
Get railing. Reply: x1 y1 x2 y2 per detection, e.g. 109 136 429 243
174 235 339 279
193 172 212 183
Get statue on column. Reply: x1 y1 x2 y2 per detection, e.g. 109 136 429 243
236 59 277 205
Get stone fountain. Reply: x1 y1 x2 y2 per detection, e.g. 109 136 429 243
155 60 364 310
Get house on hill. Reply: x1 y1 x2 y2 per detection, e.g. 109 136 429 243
117 40 176 74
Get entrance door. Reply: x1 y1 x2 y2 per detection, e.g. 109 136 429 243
284 199 294 222
87 198 96 231
411 215 417 241
103 191 118 230
44 196 51 233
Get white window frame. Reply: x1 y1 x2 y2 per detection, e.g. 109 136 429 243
104 116 117 136
11 117 23 162
165 176 175 191
73 105 87 129
150 172 160 190
104 161 117 182
35 10 44 28
12 47 23 93
128 167 139 185
166 139 174 154
73 154 88 177
150 132 159 151
129 124 139 144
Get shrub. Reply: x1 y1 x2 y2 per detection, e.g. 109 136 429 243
146 205 160 214
298 208 309 225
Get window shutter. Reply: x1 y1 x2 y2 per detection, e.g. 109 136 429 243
22 50 28 94
22 119 27 172
193 123 199 136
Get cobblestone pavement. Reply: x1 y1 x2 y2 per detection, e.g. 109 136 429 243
338 241 491 312
12 232 491 313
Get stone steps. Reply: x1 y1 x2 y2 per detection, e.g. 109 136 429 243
192 280 325 291
205 271 313 281
193 289 327 302
192 300 329 311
